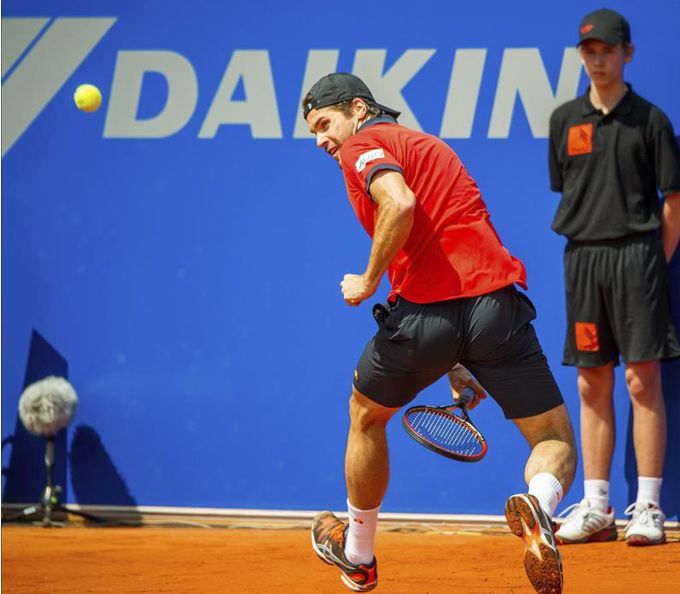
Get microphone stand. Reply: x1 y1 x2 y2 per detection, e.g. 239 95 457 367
3 435 104 526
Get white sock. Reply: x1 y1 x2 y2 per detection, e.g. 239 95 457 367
636 476 662 508
584 479 610 512
528 473 564 517
344 499 380 565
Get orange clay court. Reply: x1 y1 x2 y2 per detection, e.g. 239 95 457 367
3 522 679 593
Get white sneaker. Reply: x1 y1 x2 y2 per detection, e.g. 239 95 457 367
624 502 666 546
555 499 617 544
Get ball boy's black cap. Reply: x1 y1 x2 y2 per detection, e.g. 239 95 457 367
302 73 401 120
578 8 631 46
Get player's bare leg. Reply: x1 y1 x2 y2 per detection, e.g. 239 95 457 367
310 389 398 592
345 390 399 509
623 360 667 545
514 403 576 491
506 404 576 594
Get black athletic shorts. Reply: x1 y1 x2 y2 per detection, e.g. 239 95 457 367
563 233 680 367
353 285 564 419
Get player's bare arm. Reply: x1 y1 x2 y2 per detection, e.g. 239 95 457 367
341 170 415 306
661 193 680 262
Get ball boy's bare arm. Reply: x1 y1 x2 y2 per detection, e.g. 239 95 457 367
662 193 680 262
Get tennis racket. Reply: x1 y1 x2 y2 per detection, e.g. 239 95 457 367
402 387 487 462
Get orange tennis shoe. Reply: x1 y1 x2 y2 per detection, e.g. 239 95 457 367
505 493 563 594
311 511 378 592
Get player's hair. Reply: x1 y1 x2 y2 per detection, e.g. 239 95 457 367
333 98 384 119
301 94 384 119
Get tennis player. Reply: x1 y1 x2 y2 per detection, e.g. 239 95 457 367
548 9 680 546
304 72 576 594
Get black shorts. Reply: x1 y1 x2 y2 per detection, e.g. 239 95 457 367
563 233 680 367
353 285 564 419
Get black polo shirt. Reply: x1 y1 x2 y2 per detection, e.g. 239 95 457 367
548 85 680 241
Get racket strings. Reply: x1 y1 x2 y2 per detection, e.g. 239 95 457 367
408 410 483 456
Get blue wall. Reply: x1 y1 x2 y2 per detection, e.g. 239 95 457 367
2 0 679 520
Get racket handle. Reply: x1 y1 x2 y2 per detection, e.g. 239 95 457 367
458 386 475 406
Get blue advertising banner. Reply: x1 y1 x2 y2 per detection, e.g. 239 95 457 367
2 0 679 519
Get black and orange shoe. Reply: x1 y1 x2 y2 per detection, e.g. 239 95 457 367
311 511 378 592
505 494 563 594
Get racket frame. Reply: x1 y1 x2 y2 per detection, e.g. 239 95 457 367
402 402 488 462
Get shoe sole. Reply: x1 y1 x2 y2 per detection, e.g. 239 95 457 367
556 524 618 544
505 495 563 594
340 573 376 592
626 533 667 546
310 525 377 592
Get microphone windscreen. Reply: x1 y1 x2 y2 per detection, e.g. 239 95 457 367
18 376 79 436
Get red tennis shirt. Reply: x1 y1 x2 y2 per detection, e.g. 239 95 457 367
339 116 527 303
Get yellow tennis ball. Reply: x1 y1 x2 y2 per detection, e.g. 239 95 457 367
74 84 102 112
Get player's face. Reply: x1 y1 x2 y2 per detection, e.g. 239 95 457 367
579 39 633 88
307 103 363 166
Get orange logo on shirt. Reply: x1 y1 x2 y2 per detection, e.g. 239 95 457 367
567 123 593 156
575 322 599 352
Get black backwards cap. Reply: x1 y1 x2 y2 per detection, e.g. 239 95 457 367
578 8 631 46
302 73 401 120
